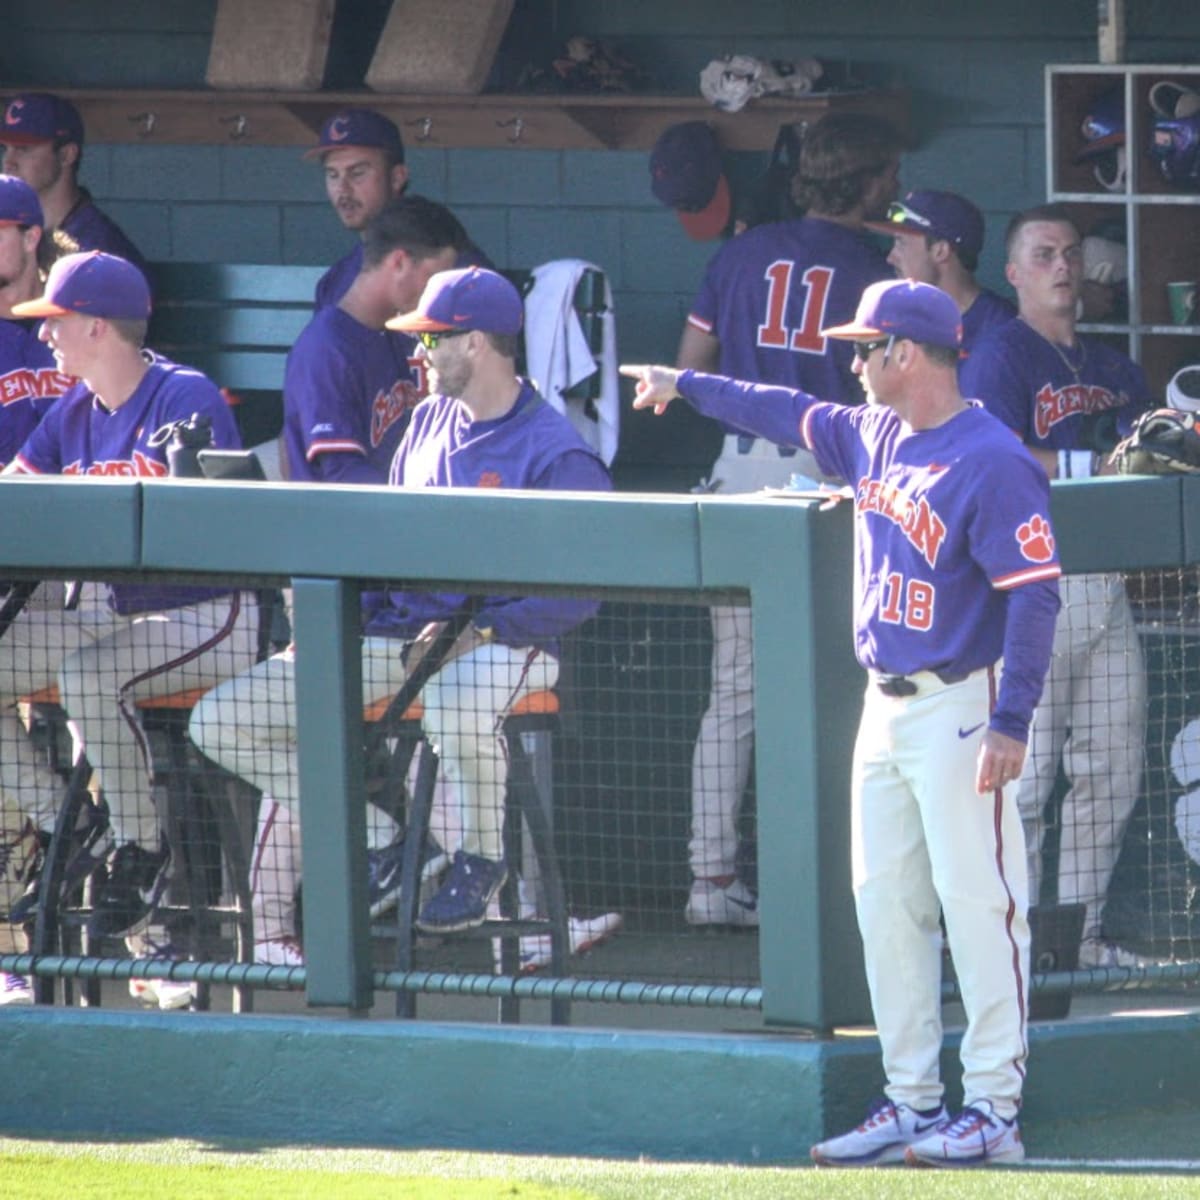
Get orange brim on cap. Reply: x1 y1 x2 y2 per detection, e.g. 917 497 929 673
384 311 457 333
676 173 732 241
821 318 885 340
9 297 70 318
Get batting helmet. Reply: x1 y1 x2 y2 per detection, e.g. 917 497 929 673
1150 81 1200 190
1075 86 1126 192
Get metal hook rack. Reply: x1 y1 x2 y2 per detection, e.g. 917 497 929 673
218 113 249 140
496 116 525 144
406 116 434 143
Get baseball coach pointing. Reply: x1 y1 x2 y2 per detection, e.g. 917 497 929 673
622 278 1061 1169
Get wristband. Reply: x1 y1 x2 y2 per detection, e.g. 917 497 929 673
1056 449 1094 479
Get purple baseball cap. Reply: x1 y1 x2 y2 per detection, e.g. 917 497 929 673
386 267 523 336
867 190 985 260
0 174 43 227
304 108 405 162
649 121 731 241
1 93 84 147
11 250 151 320
823 279 962 350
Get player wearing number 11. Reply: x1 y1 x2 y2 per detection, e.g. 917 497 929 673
623 279 1062 1167
674 113 901 928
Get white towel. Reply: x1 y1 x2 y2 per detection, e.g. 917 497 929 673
523 258 619 466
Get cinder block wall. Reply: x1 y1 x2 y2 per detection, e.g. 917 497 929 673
3 0 1198 486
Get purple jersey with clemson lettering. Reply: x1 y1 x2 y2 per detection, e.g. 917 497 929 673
688 217 891 413
283 306 423 484
0 319 72 467
961 318 1150 448
15 355 240 614
676 370 1061 735
364 382 611 651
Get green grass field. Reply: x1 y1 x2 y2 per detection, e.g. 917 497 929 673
4 1139 1200 1199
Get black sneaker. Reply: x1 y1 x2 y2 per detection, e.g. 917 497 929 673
86 841 171 940
8 812 112 925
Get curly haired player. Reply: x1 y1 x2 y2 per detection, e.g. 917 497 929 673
624 279 1061 1168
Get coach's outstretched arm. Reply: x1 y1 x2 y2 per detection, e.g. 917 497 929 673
620 363 683 415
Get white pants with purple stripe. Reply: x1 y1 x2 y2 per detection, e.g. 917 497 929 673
0 586 257 849
852 667 1030 1120
689 434 827 880
190 637 557 864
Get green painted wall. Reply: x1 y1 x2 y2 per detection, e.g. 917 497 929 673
5 2 1200 488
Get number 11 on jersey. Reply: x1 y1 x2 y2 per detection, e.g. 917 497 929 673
757 261 834 355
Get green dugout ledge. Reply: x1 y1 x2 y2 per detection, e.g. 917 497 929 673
0 473 1196 1159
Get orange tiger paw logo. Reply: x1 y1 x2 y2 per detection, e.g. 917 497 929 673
1016 513 1055 563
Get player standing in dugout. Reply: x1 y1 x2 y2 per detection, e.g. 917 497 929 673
622 278 1061 1169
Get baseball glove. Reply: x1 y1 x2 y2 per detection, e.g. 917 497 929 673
1111 407 1200 475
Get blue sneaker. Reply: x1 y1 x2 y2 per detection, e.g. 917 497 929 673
367 835 446 918
415 850 507 933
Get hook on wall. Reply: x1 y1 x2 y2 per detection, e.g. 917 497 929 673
406 117 434 142
218 113 249 140
496 116 525 144
128 111 156 138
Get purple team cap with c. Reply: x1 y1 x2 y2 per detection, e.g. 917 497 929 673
649 121 731 241
11 250 151 321
867 189 986 260
0 174 43 227
822 279 962 349
1 93 84 147
386 267 523 336
304 107 405 162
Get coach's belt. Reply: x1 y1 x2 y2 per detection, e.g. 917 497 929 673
735 434 796 458
874 669 972 698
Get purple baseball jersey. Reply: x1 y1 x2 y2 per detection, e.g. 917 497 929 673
0 319 72 467
364 382 611 651
960 289 1016 359
15 354 241 614
960 317 1151 449
688 217 892 419
61 189 147 273
314 239 494 312
283 306 423 485
678 370 1062 739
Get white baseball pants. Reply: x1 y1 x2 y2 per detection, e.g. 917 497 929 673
1016 572 1146 946
853 668 1030 1120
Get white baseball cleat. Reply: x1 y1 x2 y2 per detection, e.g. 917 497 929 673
0 973 33 1006
518 912 624 973
685 878 759 927
904 1100 1024 1168
812 1097 948 1167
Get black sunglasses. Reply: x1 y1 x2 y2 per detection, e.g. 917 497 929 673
415 328 471 351
853 337 892 361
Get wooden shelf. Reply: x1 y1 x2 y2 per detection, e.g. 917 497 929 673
1047 63 1200 397
53 86 909 152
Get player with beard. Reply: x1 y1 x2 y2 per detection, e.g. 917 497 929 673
305 108 489 312
190 268 617 951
